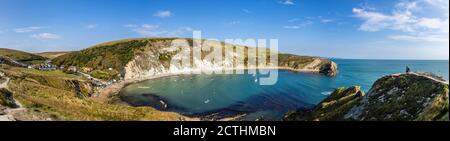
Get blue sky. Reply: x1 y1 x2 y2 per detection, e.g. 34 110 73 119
0 0 448 60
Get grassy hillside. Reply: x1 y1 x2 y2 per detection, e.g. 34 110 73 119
0 48 47 64
52 39 156 71
35 52 70 59
0 65 192 121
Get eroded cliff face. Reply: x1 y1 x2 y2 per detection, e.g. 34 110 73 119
284 73 449 121
52 38 337 81
123 39 337 80
124 40 234 80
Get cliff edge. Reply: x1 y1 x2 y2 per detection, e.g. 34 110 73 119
284 73 449 121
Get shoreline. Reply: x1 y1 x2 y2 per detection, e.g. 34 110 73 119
93 67 321 103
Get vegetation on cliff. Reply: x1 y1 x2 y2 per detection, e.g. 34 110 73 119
52 39 151 71
284 86 365 121
53 38 337 80
284 73 449 121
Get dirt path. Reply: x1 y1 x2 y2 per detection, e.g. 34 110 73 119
0 71 26 121
411 72 449 85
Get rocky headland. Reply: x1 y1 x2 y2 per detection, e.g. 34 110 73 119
284 73 449 121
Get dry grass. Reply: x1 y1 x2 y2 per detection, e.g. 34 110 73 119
1 65 196 121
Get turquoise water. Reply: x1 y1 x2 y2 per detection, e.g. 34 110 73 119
120 60 449 120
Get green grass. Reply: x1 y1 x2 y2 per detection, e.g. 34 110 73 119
35 52 69 59
52 38 333 80
278 53 329 69
284 86 364 121
1 66 193 121
310 87 363 121
364 74 448 121
0 48 47 64
90 69 119 80
52 39 151 71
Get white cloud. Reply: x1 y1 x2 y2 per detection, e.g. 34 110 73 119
242 9 252 14
389 34 449 42
280 0 295 5
284 21 313 29
131 24 159 37
30 33 61 39
353 0 449 42
86 24 98 29
126 24 193 37
352 8 416 32
225 21 241 25
424 0 449 9
321 19 334 23
416 18 448 29
124 24 138 28
14 26 44 33
288 18 300 22
154 10 173 18
166 27 194 37
283 26 301 29
290 17 334 24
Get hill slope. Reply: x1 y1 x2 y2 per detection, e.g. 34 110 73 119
52 38 337 81
0 48 47 64
35 52 70 59
0 65 193 121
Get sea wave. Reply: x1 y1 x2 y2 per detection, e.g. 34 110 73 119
321 91 332 95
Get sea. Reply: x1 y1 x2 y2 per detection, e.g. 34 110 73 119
120 59 449 120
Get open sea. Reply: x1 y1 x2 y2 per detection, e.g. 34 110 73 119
120 59 449 120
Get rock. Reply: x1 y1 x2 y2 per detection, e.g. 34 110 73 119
0 105 6 115
120 93 169 110
0 88 19 108
52 38 338 81
0 115 15 121
284 86 365 121
319 61 338 76
284 73 449 121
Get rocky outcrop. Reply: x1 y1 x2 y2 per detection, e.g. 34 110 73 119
0 88 20 108
284 73 449 121
53 38 338 81
319 61 338 76
284 86 365 121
